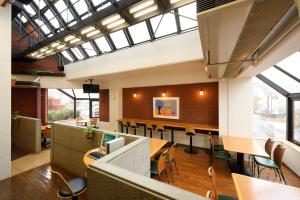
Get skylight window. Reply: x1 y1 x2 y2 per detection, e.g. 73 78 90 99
150 13 177 37
94 1 111 11
178 2 197 30
35 19 51 34
71 47 84 60
109 30 129 49
61 89 75 97
23 4 36 16
71 0 89 17
62 51 74 62
73 89 89 98
33 0 46 9
44 10 60 29
90 93 99 98
277 52 300 79
94 36 112 53
82 42 97 57
128 21 150 44
18 14 27 23
261 67 300 93
54 0 74 24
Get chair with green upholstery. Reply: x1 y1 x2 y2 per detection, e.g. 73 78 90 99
207 167 237 200
252 138 274 173
257 144 286 184
208 133 231 167
151 150 169 183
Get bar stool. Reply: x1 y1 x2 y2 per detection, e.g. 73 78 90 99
156 124 166 140
184 128 198 154
129 121 137 135
146 123 154 138
122 120 129 134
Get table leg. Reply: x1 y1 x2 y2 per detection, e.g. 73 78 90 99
171 128 174 144
235 152 253 176
144 125 147 137
121 124 124 133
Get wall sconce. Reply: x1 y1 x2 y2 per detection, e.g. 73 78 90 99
200 88 204 96
162 92 166 97
133 93 137 98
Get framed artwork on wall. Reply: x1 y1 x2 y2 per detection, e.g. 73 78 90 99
153 97 179 119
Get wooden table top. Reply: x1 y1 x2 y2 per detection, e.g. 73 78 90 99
119 118 219 132
83 138 168 166
150 138 168 158
232 173 300 200
222 136 268 157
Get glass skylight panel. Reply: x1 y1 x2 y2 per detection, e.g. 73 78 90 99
150 13 177 37
33 0 46 9
128 21 150 44
89 93 99 99
62 51 74 62
71 48 84 60
82 42 97 57
45 10 60 29
94 37 111 53
95 1 111 11
73 89 89 98
54 0 74 23
178 2 197 30
277 52 300 79
34 19 50 34
261 66 300 93
23 4 36 16
109 30 129 49
72 0 89 17
19 14 27 23
61 89 75 97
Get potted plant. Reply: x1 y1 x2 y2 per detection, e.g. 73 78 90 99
27 68 40 76
11 75 18 86
83 125 96 139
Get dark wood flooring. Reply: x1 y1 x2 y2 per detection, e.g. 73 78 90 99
0 145 299 199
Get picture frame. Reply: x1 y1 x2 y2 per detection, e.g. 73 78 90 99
153 97 179 119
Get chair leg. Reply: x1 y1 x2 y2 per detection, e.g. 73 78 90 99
276 169 282 182
273 169 277 177
164 170 169 184
258 167 268 178
150 130 152 138
257 165 260 178
169 165 175 182
173 160 179 175
160 131 163 140
189 136 192 153
134 128 136 135
279 169 287 185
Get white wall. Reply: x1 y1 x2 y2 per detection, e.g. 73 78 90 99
0 5 11 180
65 30 203 80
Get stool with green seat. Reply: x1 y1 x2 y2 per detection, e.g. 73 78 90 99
256 144 286 184
206 167 237 200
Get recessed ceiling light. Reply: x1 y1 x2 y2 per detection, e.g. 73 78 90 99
133 5 158 18
170 0 180 4
102 14 121 26
51 42 60 47
86 30 101 37
70 38 81 44
81 26 95 34
40 48 48 53
106 19 125 29
45 49 53 54
64 35 76 41
129 0 155 13
57 44 66 49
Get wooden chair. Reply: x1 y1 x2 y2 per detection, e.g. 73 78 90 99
208 132 224 153
146 123 154 138
122 120 129 134
208 134 231 169
257 144 286 184
184 127 198 154
252 138 274 174
207 167 237 200
155 123 166 140
50 168 87 200
151 150 169 183
165 143 179 182
43 126 51 147
90 118 98 128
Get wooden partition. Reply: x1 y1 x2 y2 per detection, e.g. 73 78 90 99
123 82 218 125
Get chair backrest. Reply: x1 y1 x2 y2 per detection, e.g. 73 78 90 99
129 121 137 127
156 123 165 131
265 138 274 156
157 150 168 175
50 168 74 195
273 144 285 168
122 120 128 126
90 118 98 126
44 127 51 139
168 143 178 162
208 133 215 155
146 123 153 130
208 167 218 200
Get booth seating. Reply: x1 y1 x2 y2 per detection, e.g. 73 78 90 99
129 121 138 135
156 123 166 140
184 128 198 154
122 120 129 134
146 123 155 137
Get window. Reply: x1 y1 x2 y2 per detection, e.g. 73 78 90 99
109 30 129 49
73 89 89 98
150 13 177 37
61 51 74 62
71 0 89 17
253 78 286 140
71 47 84 60
34 0 46 9
44 10 60 29
128 21 151 44
48 89 74 122
23 4 36 16
277 52 300 79
94 36 111 53
82 42 97 57
178 2 197 30
76 100 90 119
35 19 51 34
91 101 99 117
293 101 300 144
54 0 74 24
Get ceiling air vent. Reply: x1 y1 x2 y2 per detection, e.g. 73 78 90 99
197 0 234 13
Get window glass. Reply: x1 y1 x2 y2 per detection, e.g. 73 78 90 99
178 2 197 30
89 93 99 99
82 42 97 57
23 4 36 16
35 19 51 34
293 101 300 143
92 101 99 117
73 89 89 98
61 89 75 97
48 89 74 122
94 36 111 53
44 10 60 29
71 0 89 17
261 67 300 93
277 52 300 79
128 21 150 44
61 51 74 62
71 47 84 60
33 0 46 9
54 0 74 23
19 14 28 23
253 78 286 140
150 12 177 37
76 100 90 119
109 30 129 49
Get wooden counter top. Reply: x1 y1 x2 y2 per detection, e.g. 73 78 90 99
118 118 219 132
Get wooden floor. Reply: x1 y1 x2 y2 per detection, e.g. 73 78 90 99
0 145 299 199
